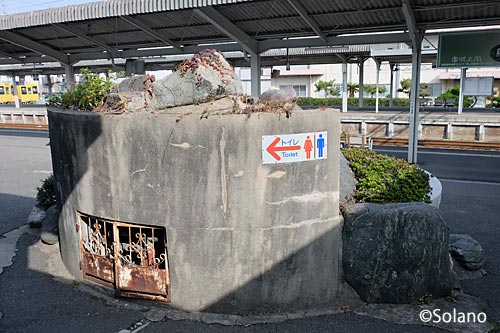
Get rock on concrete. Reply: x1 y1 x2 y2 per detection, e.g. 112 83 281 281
343 202 453 303
449 234 485 271
104 50 242 113
41 205 59 245
27 206 46 228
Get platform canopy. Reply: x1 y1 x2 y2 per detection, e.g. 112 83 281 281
0 0 498 66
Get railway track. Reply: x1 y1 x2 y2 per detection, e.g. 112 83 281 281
372 137 500 151
0 123 48 130
2 123 500 151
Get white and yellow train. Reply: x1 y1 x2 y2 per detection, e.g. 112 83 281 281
0 83 40 104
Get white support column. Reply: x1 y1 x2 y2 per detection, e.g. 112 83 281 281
408 35 423 164
458 67 467 114
361 121 367 135
358 59 364 108
64 64 75 91
250 52 261 97
478 124 485 141
395 64 401 98
342 62 348 112
11 74 20 109
446 123 453 140
375 60 381 113
389 63 395 107
388 122 394 137
46 74 53 94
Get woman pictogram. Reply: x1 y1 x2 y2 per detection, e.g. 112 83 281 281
304 136 313 159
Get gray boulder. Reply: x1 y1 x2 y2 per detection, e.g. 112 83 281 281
104 50 242 113
27 206 46 228
41 205 59 245
449 234 485 271
343 202 452 303
154 50 242 110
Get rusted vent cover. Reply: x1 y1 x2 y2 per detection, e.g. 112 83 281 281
77 212 170 302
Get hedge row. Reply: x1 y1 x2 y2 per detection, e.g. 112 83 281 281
297 97 411 107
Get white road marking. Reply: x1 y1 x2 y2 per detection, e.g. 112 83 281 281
33 170 52 174
440 178 500 186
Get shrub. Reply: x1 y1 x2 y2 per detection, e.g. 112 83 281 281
438 87 475 107
36 174 57 210
342 148 431 204
47 68 121 110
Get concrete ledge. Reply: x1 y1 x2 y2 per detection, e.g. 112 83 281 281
425 170 442 208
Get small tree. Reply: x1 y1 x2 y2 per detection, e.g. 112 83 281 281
48 68 123 110
398 79 431 97
363 84 387 98
314 80 339 97
398 78 412 96
439 86 475 107
347 82 359 98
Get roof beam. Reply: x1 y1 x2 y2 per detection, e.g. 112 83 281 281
69 42 244 63
194 6 258 54
402 0 421 47
0 30 68 64
53 24 120 58
120 16 182 52
0 51 22 63
258 33 411 53
286 0 326 43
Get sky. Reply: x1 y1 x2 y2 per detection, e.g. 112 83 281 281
3 0 102 14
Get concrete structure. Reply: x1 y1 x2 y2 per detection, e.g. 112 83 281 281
48 107 342 313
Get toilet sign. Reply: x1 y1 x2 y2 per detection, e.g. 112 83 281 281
262 131 327 164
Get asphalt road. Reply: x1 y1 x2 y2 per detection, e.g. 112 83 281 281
1 131 498 332
0 129 52 235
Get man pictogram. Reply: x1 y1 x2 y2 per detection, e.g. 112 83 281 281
317 134 325 158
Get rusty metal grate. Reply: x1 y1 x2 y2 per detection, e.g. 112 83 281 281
77 212 170 302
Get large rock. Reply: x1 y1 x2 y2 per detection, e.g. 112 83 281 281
343 202 452 303
41 205 59 245
27 206 46 228
153 49 242 110
449 234 485 271
104 50 242 113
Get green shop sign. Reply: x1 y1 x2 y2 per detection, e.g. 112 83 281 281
437 30 500 68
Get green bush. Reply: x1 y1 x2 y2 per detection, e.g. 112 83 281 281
36 174 57 210
438 87 475 107
342 148 431 204
47 68 120 111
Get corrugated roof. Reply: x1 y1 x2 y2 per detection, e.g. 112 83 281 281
0 0 253 30
0 0 500 69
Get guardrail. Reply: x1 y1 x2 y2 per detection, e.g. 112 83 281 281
0 109 48 128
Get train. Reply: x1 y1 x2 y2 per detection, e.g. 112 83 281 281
0 83 40 104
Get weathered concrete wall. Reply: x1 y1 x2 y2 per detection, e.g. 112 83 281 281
48 108 342 313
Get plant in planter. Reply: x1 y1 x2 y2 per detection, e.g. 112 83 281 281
47 68 123 110
342 148 431 204
36 174 56 210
